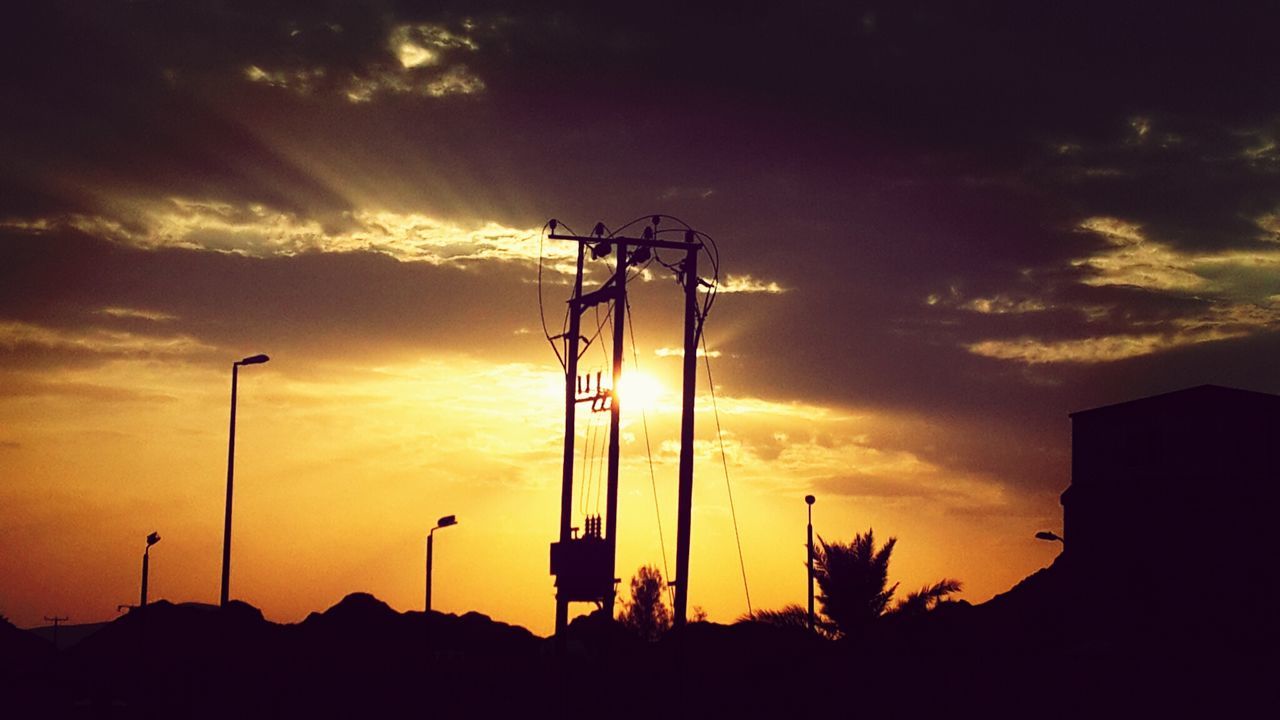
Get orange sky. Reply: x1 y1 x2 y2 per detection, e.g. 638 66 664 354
0 322 1062 634
6 2 1278 635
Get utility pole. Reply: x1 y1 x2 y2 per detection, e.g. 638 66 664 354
547 218 708 635
603 241 626 618
672 244 699 628
554 242 586 636
44 616 68 648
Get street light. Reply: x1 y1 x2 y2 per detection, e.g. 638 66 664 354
805 494 816 632
426 514 458 613
220 353 270 607
140 531 160 608
1036 530 1065 544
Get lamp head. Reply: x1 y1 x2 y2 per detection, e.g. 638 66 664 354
436 515 457 528
146 531 161 547
238 354 270 366
1035 531 1063 543
804 495 815 506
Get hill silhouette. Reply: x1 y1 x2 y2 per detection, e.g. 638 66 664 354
1 615 57 715
5 583 1275 719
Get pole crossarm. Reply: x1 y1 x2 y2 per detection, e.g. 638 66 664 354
549 232 703 253
573 281 618 311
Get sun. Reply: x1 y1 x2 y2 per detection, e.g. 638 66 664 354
615 370 667 413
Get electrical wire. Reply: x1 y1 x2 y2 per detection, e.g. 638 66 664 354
626 297 674 607
589 372 607 518
581 392 599 515
579 391 598 517
702 330 752 617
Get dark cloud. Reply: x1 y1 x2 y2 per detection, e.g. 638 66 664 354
3 0 1279 508
0 228 552 369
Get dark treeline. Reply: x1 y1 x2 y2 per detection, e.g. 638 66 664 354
3 550 1275 718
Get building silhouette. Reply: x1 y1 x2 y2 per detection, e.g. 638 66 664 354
1062 384 1280 637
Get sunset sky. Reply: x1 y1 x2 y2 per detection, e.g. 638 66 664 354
3 2 1279 634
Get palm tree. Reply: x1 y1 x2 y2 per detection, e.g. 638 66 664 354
890 579 963 618
746 528 962 639
813 529 898 637
738 605 838 639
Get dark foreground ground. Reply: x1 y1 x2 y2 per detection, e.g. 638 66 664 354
4 561 1276 719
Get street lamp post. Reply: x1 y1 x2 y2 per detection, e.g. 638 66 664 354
220 353 269 607
426 515 457 613
805 495 816 632
140 531 161 607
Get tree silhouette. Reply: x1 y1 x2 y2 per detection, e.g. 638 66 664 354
738 604 839 639
890 579 963 618
739 604 809 630
814 529 898 637
617 565 671 641
744 528 961 638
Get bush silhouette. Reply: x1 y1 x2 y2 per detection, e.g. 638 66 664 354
617 565 671 641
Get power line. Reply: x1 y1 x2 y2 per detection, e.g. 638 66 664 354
626 298 674 607
702 331 752 616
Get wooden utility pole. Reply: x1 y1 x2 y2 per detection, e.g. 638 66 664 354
603 243 626 618
672 245 699 628
43 615 68 648
554 243 586 636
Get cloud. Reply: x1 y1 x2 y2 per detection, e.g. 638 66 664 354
389 23 478 68
659 187 716 200
244 65 328 94
968 333 1193 365
5 201 792 300
1259 213 1280 240
1072 216 1280 299
96 307 178 322
654 347 721 358
423 65 486 98
712 275 787 294
4 200 554 267
965 301 1280 364
960 295 1050 314
1072 217 1208 292
0 321 213 357
938 213 1280 366
244 22 487 103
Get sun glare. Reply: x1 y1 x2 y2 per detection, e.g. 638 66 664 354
615 370 666 413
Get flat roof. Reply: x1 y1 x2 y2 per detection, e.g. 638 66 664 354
1069 384 1280 419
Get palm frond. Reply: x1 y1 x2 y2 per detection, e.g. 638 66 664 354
891 578 963 616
